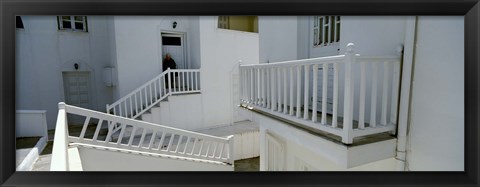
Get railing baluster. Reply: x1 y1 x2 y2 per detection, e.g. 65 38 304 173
296 65 302 118
147 131 157 149
262 69 267 107
127 126 137 146
92 119 104 142
289 66 294 115
137 128 147 148
79 117 91 140
390 61 401 125
175 135 184 153
116 123 126 145
217 143 225 159
370 62 378 128
119 102 123 117
256 69 260 105
332 63 339 128
271 68 277 111
277 67 282 111
134 93 138 117
129 97 133 118
156 131 166 150
266 68 271 108
167 134 175 152
303 64 310 120
250 68 254 104
182 137 191 154
359 62 366 129
211 142 218 158
321 63 328 125
190 138 198 155
204 141 212 157
197 140 205 156
283 68 288 114
173 71 177 93
381 61 390 126
187 71 190 91
312 64 318 122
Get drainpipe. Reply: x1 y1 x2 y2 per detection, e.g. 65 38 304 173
396 16 417 171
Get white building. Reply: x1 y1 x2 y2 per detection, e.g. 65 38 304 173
15 16 463 171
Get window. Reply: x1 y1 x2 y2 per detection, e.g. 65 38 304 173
313 16 340 47
57 16 88 32
16 16 24 29
217 16 258 33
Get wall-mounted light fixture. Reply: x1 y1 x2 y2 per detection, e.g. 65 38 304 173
74 63 79 70
173 21 177 29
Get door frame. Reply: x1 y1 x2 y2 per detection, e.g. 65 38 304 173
160 31 188 70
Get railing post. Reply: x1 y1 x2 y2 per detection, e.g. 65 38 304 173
167 67 172 95
51 102 69 171
342 43 355 144
227 135 235 165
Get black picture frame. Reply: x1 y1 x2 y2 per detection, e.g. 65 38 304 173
1 0 479 186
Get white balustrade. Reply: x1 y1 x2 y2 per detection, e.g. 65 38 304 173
107 69 201 119
239 43 401 144
52 102 234 169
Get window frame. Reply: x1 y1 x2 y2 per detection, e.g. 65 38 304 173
57 16 88 32
313 16 340 47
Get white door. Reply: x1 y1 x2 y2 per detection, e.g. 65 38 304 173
162 34 186 69
63 71 92 125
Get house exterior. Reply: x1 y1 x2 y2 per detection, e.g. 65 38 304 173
15 16 463 171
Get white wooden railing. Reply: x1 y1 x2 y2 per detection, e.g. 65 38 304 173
239 43 401 144
107 68 201 119
51 102 234 170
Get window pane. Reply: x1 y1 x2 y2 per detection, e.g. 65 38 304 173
313 29 318 46
336 22 340 42
330 16 335 43
75 22 84 30
162 36 181 46
62 16 71 21
74 16 83 21
319 17 323 45
63 21 71 28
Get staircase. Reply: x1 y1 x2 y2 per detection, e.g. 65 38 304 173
51 103 234 171
107 68 201 120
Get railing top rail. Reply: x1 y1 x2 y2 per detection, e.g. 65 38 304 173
63 103 230 142
356 55 401 62
239 55 401 69
240 55 346 68
108 68 200 108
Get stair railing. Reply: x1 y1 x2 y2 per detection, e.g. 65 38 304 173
51 102 234 171
107 68 201 119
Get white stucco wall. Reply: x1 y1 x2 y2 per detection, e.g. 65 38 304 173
16 16 114 129
406 16 464 171
258 16 298 63
112 16 201 99
198 16 260 128
77 146 233 171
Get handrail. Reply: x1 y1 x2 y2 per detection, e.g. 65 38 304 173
239 43 402 144
107 68 201 119
51 102 234 170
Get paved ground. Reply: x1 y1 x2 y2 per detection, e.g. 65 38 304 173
234 157 260 171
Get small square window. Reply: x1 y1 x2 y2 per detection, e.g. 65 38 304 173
313 16 340 47
58 16 87 32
